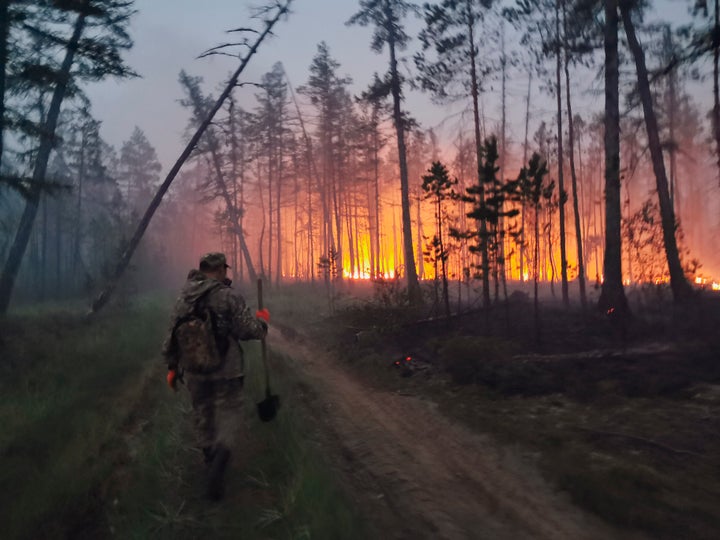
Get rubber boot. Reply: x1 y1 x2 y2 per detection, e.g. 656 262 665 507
206 444 230 501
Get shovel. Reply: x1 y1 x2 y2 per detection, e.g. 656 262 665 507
256 278 280 422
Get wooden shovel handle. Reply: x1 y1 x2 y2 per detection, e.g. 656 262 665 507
257 279 270 390
257 278 264 311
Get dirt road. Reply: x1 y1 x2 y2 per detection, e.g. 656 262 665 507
270 327 634 540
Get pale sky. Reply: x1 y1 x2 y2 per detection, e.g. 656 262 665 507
85 0 698 172
86 0 399 169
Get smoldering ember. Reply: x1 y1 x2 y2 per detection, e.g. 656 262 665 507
1 1 719 539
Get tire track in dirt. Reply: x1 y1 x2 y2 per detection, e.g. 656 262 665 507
270 326 639 540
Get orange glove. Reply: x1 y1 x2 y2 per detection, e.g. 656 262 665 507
256 308 270 323
167 369 178 391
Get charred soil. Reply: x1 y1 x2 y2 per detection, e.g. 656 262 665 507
270 290 720 539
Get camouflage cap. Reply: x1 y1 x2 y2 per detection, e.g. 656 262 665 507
199 252 230 270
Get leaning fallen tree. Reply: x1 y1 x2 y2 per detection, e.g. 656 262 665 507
90 0 293 315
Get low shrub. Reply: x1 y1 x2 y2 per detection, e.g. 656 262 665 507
438 336 516 386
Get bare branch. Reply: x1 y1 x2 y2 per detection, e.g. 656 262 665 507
233 81 264 89
90 0 295 314
197 51 241 60
226 27 258 34
197 41 248 59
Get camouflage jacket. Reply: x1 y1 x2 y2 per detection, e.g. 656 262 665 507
162 270 266 380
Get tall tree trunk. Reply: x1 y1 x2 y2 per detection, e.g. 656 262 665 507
275 132 283 286
0 0 8 171
466 1 490 308
534 200 541 344
0 7 87 314
563 1 587 309
547 213 557 296
387 25 421 305
295 170 303 279
332 158 344 281
392 206 399 275
521 70 532 281
184 82 258 285
40 195 47 301
555 0 569 306
456 132 469 284
663 26 678 214
292 152 299 279
267 132 273 285
415 189 424 280
438 196 450 319
374 141 382 276
307 164 315 282
714 0 720 185
321 127 335 267
89 2 291 313
228 98 240 279
620 2 693 304
598 0 628 314
239 114 247 282
284 65 316 282
345 198 354 276
73 126 86 291
55 198 61 291
208 141 257 283
577 116 592 287
500 22 509 298
257 162 266 278
366 141 376 278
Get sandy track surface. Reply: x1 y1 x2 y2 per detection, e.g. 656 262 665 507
270 327 633 540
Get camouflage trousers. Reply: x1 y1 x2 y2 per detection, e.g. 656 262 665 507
186 375 245 454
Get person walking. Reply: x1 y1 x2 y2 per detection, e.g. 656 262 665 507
162 252 269 500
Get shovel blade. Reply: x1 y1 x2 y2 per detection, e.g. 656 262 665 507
256 393 280 422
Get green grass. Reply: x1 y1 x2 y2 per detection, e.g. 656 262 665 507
102 343 364 539
107 344 364 540
0 295 363 540
0 297 169 539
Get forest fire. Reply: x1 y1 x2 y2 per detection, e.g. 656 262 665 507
342 270 397 280
692 276 720 292
0 0 718 315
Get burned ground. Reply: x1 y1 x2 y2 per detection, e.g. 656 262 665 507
271 286 720 539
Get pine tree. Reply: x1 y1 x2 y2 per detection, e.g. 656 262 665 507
561 0 588 309
117 127 161 217
598 0 629 316
460 138 518 306
421 161 458 319
516 153 552 344
619 0 693 304
0 0 135 314
91 1 291 313
0 0 11 175
255 62 289 286
298 42 352 278
416 0 494 308
178 70 257 282
347 0 423 306
357 74 389 279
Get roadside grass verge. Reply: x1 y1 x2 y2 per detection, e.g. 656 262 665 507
1 296 363 540
107 342 365 540
0 297 170 539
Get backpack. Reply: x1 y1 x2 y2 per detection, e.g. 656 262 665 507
173 288 224 374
